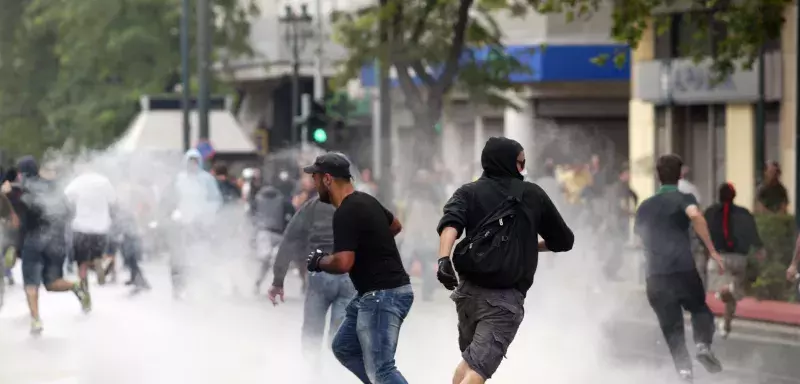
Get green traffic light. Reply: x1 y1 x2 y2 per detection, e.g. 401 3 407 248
313 128 328 143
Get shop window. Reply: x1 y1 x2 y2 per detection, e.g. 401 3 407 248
713 105 726 189
764 103 781 166
652 9 728 60
655 105 669 157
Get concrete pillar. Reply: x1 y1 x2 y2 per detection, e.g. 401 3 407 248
630 99 656 199
503 100 535 153
726 104 756 210
629 19 656 200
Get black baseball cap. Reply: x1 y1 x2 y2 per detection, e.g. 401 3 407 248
303 153 352 179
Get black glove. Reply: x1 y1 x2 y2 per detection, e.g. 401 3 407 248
437 256 458 290
306 249 325 272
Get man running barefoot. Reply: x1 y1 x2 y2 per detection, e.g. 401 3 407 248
17 156 90 335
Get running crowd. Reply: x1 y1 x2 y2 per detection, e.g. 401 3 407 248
2 139 800 384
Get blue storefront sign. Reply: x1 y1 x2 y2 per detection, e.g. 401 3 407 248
359 44 630 87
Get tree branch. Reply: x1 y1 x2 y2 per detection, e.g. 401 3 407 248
409 0 438 43
436 0 473 95
410 60 436 87
394 59 426 115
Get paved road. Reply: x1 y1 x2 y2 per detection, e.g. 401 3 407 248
1 263 799 384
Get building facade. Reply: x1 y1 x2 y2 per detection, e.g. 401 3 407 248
356 4 633 183
629 5 796 210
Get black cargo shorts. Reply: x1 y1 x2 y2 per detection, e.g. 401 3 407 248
450 280 524 379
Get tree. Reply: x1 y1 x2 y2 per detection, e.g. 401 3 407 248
332 0 532 164
0 0 259 158
332 0 789 167
534 0 790 81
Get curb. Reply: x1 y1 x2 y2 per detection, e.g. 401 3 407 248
612 282 800 342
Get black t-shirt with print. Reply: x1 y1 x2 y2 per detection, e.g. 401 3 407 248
333 191 409 295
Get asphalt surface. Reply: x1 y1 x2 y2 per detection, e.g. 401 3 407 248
1 261 799 384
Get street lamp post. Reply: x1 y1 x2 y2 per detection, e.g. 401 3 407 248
280 4 313 146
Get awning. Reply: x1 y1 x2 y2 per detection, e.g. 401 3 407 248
114 110 257 154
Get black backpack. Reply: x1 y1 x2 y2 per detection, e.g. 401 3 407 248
452 179 530 289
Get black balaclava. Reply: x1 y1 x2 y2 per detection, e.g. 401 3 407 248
481 137 524 180
17 155 39 178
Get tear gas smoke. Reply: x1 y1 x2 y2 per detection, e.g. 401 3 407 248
0 130 792 384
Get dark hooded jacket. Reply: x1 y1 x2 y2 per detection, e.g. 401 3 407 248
437 137 574 295
252 184 294 233
17 156 69 249
271 195 335 287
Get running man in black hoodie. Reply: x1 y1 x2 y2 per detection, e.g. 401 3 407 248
436 137 574 384
16 156 90 335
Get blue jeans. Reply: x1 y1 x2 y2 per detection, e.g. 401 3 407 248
303 272 356 354
332 284 414 384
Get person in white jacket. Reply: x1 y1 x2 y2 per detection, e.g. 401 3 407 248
164 149 222 299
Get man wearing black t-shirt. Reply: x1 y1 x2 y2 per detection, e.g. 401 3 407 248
635 154 725 383
304 153 412 384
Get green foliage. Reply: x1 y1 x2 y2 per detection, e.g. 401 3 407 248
332 0 530 122
748 214 797 302
533 0 792 81
0 0 258 158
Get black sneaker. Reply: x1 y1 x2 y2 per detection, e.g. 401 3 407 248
696 343 722 373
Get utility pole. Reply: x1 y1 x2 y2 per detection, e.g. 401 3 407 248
795 5 800 229
280 5 313 146
756 44 766 187
180 0 190 151
371 60 381 180
313 0 325 102
300 93 311 151
374 0 392 206
197 0 211 141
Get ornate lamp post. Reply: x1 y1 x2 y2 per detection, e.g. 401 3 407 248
279 4 313 145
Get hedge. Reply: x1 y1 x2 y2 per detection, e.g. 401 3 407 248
748 214 798 302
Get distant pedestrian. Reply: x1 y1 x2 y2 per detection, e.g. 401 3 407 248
704 182 765 338
756 161 789 214
17 156 90 335
678 166 702 206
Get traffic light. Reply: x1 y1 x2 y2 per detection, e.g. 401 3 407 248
307 100 330 145
312 128 328 143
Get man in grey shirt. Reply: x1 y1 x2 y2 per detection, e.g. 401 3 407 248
678 165 702 206
268 195 356 362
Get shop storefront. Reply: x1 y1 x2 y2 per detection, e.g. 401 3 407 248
631 55 782 208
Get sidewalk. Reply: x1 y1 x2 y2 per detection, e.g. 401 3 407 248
612 281 800 343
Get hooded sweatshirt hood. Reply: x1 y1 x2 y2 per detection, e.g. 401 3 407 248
184 148 203 169
172 148 222 223
481 137 524 180
17 156 39 178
